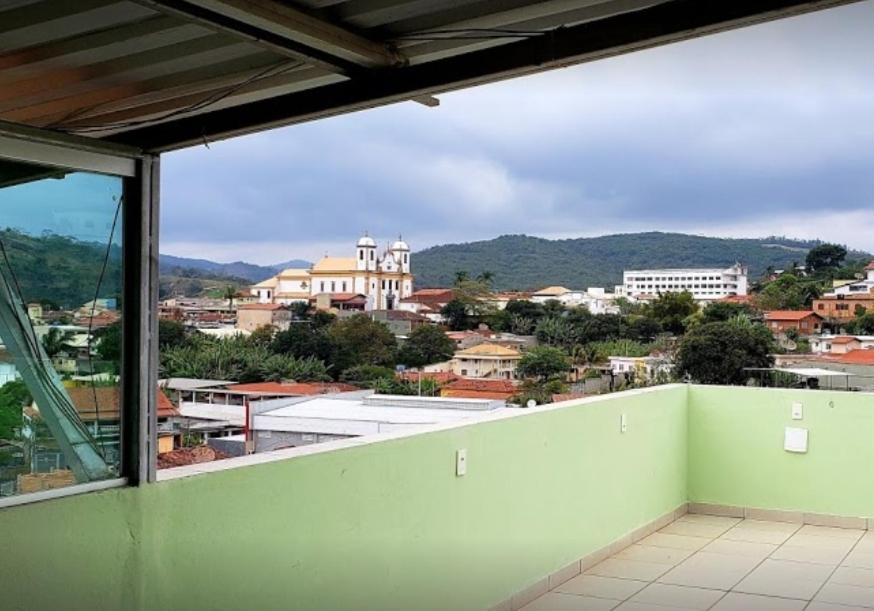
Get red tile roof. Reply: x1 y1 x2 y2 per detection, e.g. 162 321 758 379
718 295 753 304
237 303 287 311
444 379 517 393
831 336 861 345
828 349 874 365
226 381 360 395
866 261 874 271
442 390 515 400
397 371 459 384
764 310 820 321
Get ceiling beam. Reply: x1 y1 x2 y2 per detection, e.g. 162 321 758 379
139 0 404 72
108 0 860 151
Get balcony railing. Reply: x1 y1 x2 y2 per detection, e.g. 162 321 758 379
1 384 872 611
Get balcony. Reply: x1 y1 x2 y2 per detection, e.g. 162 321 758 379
1 384 873 610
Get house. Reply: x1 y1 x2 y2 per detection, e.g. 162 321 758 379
450 343 522 379
371 309 431 337
441 378 517 401
813 295 874 321
810 335 874 355
252 234 414 311
235 303 292 333
620 264 748 301
608 356 673 383
312 292 367 312
397 288 455 322
763 310 823 335
252 394 511 452
530 286 571 304
823 261 874 297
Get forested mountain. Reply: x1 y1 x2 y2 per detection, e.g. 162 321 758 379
412 232 870 290
159 254 310 282
0 229 121 309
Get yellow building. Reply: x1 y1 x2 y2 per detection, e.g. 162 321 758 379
251 234 414 310
451 343 522 380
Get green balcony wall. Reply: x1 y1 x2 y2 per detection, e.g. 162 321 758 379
688 385 874 519
0 385 687 611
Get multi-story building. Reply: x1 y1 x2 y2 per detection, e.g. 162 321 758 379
236 303 292 333
619 264 748 301
450 343 522 380
813 261 874 321
252 233 414 311
826 261 874 297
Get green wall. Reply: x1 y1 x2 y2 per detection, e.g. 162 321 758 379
688 385 874 519
0 385 687 611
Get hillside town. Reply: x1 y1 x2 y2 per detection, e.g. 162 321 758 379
2 233 873 490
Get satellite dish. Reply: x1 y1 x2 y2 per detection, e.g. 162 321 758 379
785 340 797 351
526 399 537 408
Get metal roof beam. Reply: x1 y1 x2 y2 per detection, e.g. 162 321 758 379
140 0 404 71
108 0 860 151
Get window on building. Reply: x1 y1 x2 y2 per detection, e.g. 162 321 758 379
359 250 363 260
0 159 126 500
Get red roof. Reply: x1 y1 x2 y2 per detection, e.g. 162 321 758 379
831 336 861 345
226 381 360 395
828 349 874 365
718 295 753 304
156 389 180 418
444 379 517 393
237 303 286 311
411 288 454 297
397 371 458 384
866 261 874 271
764 310 820 321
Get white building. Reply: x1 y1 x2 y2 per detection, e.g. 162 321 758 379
824 262 874 297
608 356 673 382
530 286 621 314
810 335 874 355
251 233 414 311
252 393 513 452
619 264 748 302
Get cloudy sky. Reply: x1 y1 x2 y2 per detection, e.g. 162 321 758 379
160 1 874 265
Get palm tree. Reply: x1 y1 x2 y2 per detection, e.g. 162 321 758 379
477 271 495 286
42 327 74 358
453 270 470 285
223 285 236 311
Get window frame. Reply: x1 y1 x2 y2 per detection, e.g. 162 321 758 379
0 122 157 508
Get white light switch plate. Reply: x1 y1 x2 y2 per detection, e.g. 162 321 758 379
785 427 808 453
620 414 628 434
792 402 803 420
456 449 467 476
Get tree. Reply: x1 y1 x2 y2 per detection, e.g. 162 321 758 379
675 320 775 385
441 299 471 331
397 325 455 368
517 346 571 382
94 321 121 362
755 273 821 310
534 316 575 348
158 319 187 349
41 327 73 358
0 380 30 440
700 301 754 324
339 365 396 386
806 243 847 273
223 285 237 311
271 323 338 365
646 292 699 335
328 314 397 371
847 311 874 335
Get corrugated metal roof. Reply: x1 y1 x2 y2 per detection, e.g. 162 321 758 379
0 0 859 150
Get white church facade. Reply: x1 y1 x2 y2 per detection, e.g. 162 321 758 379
251 234 414 311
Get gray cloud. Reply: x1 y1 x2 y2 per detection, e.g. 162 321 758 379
161 1 874 263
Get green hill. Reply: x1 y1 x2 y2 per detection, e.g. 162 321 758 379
412 232 870 290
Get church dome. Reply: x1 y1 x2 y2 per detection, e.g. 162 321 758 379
391 237 409 251
357 234 376 248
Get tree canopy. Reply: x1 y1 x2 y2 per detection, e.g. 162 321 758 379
675 319 775 385
397 325 455 369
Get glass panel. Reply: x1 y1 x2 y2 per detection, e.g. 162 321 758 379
0 160 123 498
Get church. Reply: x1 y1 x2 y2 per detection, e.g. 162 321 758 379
251 233 414 311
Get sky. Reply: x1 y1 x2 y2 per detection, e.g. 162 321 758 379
160 1 874 265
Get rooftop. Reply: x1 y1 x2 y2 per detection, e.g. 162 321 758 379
455 343 522 357
225 381 360 395
764 310 819 321
311 257 357 273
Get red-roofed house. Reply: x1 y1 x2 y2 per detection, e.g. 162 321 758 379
827 349 874 366
236 303 291 332
441 378 517 401
397 371 459 385
225 381 360 397
763 311 823 335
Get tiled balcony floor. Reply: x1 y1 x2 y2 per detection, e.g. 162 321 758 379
523 514 874 611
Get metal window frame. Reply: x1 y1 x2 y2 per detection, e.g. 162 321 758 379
0 121 159 506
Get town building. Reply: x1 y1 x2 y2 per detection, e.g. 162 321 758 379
532 286 622 314
251 393 512 453
252 234 414 311
825 261 874 297
810 335 874 355
530 286 572 304
235 303 292 333
608 356 673 383
441 378 518 401
370 309 430 337
450 343 522 380
763 311 824 335
619 264 748 301
397 288 455 322
813 295 874 321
